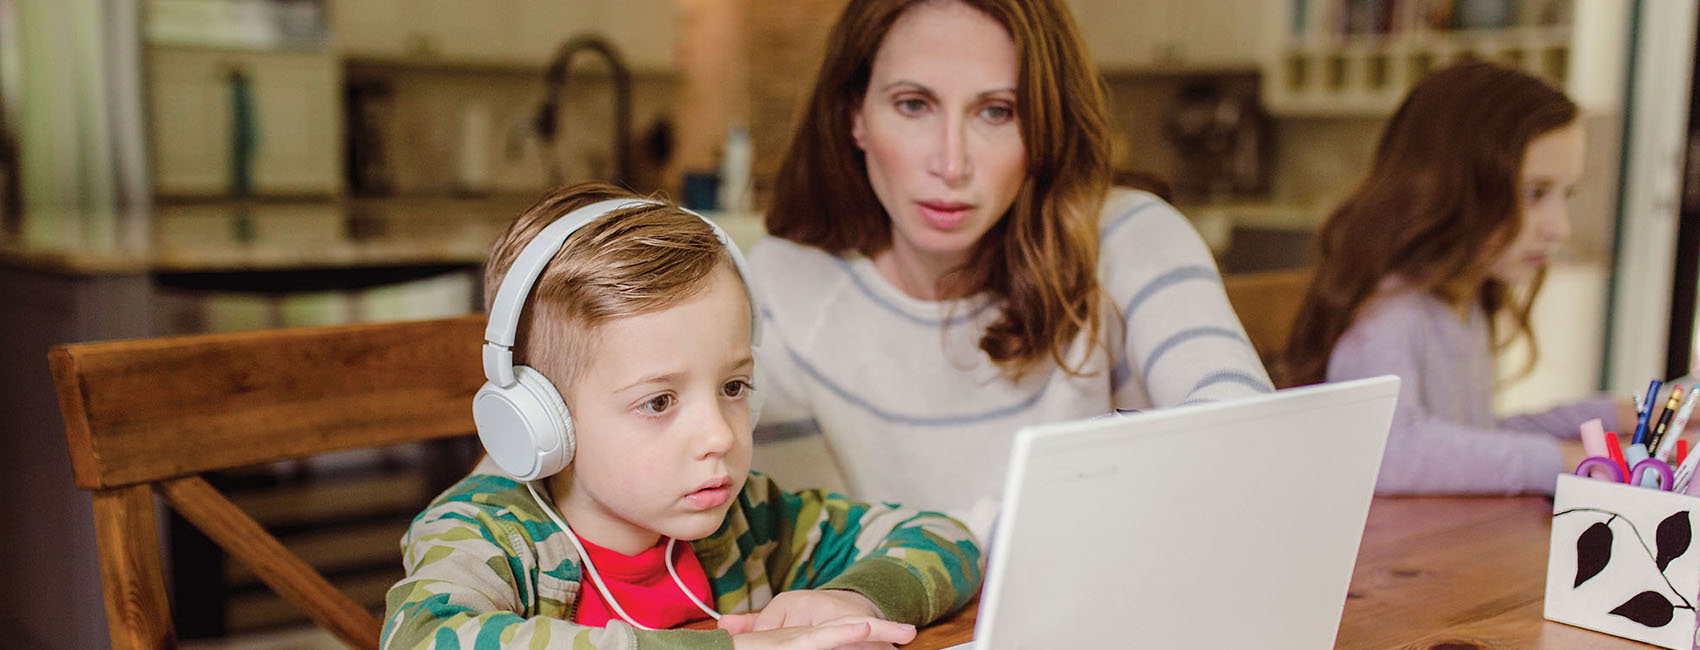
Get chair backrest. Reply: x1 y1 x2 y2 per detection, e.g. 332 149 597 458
1222 268 1314 387
50 315 487 650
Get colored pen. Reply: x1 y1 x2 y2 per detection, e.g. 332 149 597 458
1676 442 1700 493
1627 443 1658 487
1645 385 1685 455
1678 439 1689 466
1578 419 1612 480
1632 379 1662 445
1656 387 1700 461
1606 431 1629 477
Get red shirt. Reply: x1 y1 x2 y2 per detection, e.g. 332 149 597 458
571 534 715 629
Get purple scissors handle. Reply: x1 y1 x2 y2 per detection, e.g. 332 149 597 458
1575 456 1626 483
1633 458 1676 491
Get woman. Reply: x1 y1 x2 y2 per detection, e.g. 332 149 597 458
1282 62 1632 495
747 0 1272 527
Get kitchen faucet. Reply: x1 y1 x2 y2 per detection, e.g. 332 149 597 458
535 34 633 189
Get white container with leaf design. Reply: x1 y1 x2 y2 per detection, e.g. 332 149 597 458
1546 473 1700 649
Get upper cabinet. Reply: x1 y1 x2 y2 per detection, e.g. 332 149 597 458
1067 0 1273 73
1262 0 1629 116
147 47 342 198
332 0 673 72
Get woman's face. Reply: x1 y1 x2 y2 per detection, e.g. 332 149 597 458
1489 121 1584 285
852 0 1027 269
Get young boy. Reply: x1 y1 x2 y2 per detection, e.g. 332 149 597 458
381 183 983 650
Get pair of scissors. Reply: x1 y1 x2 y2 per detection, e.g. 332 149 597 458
1575 456 1676 491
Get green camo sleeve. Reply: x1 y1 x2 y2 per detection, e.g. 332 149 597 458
737 473 984 625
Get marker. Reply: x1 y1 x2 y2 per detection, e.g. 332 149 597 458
1625 442 1652 486
1579 418 1612 480
1677 439 1689 466
1632 379 1662 445
1645 385 1685 456
1606 431 1629 477
1655 387 1700 461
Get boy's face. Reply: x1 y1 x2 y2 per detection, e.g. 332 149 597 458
554 264 755 554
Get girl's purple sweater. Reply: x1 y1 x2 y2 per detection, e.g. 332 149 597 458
1326 283 1620 495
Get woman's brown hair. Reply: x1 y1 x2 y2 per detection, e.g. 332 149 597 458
1282 61 1578 386
766 0 1113 377
485 182 736 386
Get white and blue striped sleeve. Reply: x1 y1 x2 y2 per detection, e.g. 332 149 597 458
1100 191 1273 408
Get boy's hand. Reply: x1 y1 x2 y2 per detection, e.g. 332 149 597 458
719 589 886 633
728 617 917 650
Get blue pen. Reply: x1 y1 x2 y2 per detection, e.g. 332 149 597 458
1632 379 1662 445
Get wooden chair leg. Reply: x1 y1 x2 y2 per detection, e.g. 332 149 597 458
158 476 382 650
92 485 178 650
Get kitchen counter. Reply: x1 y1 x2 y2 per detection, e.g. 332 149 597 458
0 195 526 276
1 197 772 276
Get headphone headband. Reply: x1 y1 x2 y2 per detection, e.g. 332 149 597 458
480 198 760 387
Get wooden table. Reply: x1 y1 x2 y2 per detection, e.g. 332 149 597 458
902 496 1661 649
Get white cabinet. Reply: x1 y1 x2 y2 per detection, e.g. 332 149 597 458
1067 0 1270 73
333 0 669 71
1261 0 1630 116
147 47 342 198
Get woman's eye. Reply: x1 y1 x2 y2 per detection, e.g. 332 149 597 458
895 97 927 116
1524 186 1550 203
639 394 675 415
722 380 751 399
980 104 1015 124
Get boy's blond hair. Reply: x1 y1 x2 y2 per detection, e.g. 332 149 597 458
484 182 736 388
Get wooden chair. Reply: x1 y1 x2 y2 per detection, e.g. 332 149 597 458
1222 268 1314 386
50 315 488 650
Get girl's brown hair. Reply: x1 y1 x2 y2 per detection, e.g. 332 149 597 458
484 182 737 386
1282 61 1578 386
766 0 1112 377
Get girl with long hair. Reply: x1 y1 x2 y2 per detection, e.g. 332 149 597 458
747 0 1272 527
1283 61 1633 495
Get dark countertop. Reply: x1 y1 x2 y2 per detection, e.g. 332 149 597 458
0 195 537 275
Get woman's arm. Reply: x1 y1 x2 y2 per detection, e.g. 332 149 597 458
1103 192 1274 407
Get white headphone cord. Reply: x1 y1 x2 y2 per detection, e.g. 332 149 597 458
526 482 720 630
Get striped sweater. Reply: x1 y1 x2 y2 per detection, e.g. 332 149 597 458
380 460 983 649
748 188 1274 530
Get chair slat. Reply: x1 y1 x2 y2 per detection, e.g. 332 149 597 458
52 315 487 490
159 476 381 650
1223 268 1313 385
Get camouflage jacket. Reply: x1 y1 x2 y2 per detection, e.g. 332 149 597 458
380 463 983 649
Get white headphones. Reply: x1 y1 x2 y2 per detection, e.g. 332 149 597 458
473 198 763 481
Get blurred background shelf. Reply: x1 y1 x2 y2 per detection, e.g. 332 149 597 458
1263 0 1626 116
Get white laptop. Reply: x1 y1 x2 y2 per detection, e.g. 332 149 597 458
946 375 1400 649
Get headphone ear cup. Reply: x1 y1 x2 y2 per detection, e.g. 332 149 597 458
472 365 573 481
514 365 574 474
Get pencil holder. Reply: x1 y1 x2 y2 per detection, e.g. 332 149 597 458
1545 474 1700 649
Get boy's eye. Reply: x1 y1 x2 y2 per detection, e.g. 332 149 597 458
639 394 675 415
721 380 751 399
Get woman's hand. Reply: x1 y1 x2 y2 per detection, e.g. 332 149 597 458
719 589 887 633
727 616 917 650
